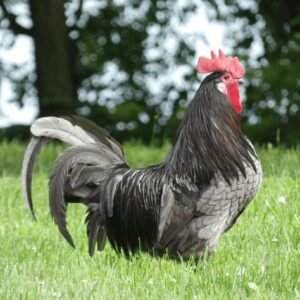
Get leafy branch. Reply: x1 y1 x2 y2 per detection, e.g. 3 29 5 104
0 0 33 36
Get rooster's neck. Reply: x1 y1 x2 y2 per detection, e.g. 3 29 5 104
163 81 257 187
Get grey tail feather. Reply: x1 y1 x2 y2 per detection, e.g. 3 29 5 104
63 115 124 160
21 115 126 250
21 136 49 220
30 115 125 160
48 144 125 248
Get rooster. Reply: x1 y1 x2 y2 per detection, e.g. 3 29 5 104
22 50 262 260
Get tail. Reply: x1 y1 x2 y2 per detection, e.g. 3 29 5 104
21 115 127 253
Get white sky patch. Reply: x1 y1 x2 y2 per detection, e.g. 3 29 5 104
0 36 37 126
144 5 228 111
180 6 227 54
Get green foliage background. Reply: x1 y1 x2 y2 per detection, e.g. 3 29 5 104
0 0 300 145
204 0 300 145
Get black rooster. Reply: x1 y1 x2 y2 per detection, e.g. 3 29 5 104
22 50 262 259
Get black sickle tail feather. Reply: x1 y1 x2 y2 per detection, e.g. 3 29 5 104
85 203 106 256
21 115 126 250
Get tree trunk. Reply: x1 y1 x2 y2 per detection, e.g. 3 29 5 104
29 0 77 117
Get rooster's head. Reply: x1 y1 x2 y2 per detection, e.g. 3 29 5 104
197 49 245 114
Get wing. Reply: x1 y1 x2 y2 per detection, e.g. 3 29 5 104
158 184 199 254
157 178 232 259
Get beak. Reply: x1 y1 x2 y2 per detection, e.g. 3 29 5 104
238 78 244 85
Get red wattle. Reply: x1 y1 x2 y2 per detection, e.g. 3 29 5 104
226 81 242 114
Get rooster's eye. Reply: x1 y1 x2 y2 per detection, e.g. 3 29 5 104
224 75 229 80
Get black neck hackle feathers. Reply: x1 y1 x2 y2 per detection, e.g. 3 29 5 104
165 72 257 187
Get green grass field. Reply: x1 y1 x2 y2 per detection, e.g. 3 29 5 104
0 141 299 299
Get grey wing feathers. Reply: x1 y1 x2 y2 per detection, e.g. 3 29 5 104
158 185 197 250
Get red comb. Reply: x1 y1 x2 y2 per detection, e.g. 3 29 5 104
196 49 245 78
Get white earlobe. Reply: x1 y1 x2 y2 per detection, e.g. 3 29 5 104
216 82 227 94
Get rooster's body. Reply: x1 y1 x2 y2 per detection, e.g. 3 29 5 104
22 50 262 260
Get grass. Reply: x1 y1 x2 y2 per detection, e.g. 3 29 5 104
0 140 299 299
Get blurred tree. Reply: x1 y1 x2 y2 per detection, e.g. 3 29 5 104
2 0 299 145
0 0 77 116
0 0 199 142
204 0 300 145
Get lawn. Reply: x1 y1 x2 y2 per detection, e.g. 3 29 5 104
0 140 299 299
